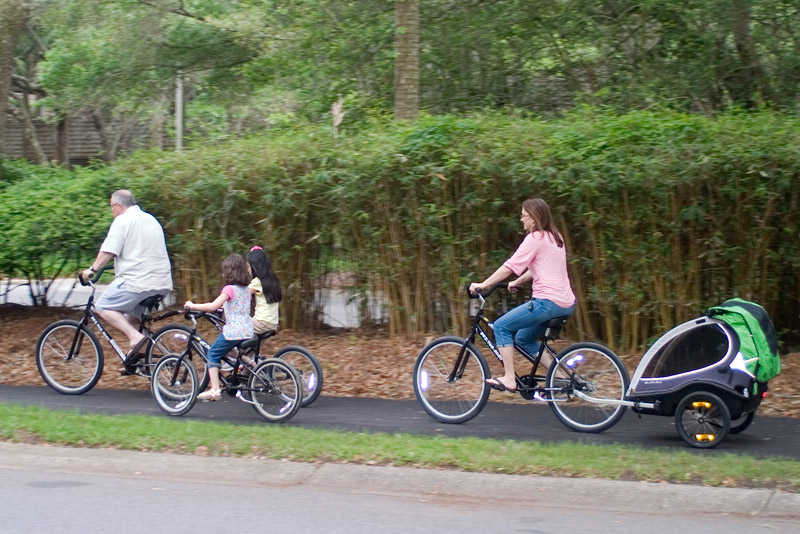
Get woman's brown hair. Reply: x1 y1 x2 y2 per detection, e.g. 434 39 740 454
522 198 565 248
221 254 251 286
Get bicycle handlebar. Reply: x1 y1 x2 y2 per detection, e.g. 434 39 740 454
465 282 508 299
78 265 112 286
183 309 206 320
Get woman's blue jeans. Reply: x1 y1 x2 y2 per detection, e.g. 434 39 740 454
493 299 575 356
205 334 241 368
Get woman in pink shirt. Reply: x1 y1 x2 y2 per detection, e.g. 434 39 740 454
469 198 576 392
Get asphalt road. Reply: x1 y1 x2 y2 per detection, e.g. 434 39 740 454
2 384 799 458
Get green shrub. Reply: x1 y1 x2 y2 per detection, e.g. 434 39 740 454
3 110 799 349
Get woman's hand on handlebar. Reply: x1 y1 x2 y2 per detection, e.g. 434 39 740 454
507 279 523 293
468 282 484 295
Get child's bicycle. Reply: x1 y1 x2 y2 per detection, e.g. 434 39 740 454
412 283 630 432
151 311 302 423
149 310 323 407
35 266 190 394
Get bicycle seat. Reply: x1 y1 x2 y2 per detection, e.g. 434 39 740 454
541 316 569 341
237 329 277 351
138 294 164 312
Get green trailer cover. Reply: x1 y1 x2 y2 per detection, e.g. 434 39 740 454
707 298 780 382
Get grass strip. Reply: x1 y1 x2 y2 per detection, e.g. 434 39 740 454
1 403 798 491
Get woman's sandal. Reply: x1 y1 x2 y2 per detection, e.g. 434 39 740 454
198 388 222 401
485 377 517 392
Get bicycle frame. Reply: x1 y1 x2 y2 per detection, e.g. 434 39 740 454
74 266 174 366
463 285 653 410
461 288 563 399
174 311 269 398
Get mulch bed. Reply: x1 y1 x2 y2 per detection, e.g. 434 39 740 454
2 304 797 418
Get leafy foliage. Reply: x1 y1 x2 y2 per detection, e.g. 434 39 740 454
0 160 112 303
11 0 799 152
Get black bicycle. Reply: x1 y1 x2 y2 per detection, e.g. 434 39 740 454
151 311 302 423
149 310 323 407
412 283 630 432
34 266 187 395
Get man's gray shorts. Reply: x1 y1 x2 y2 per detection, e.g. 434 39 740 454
95 278 167 317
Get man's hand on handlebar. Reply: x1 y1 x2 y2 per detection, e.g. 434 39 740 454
80 268 94 283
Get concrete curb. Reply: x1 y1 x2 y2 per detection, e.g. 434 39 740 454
1 442 798 520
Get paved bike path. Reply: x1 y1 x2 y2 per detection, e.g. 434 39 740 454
2 385 799 459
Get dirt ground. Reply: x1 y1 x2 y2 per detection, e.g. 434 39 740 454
1 304 798 418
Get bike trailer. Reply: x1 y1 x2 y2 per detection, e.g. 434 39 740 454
625 298 779 448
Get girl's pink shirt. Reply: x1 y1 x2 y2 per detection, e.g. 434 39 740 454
503 231 576 308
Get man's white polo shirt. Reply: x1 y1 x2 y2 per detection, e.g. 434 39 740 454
100 205 173 292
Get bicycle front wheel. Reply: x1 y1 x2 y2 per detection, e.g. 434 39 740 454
546 342 629 433
247 358 302 423
148 324 210 391
35 320 104 395
412 336 490 424
151 354 199 416
273 345 323 407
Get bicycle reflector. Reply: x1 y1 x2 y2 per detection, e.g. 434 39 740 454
566 354 584 368
695 434 715 442
420 371 429 390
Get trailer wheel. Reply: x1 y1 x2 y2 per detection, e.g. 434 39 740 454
674 391 730 448
729 409 756 435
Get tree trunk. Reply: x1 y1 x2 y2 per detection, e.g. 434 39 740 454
393 0 419 121
9 92 49 165
731 0 770 106
0 0 31 177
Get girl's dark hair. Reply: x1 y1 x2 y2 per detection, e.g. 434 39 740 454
221 254 251 286
247 247 282 303
522 198 565 248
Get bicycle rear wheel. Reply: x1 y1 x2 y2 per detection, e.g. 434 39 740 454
247 358 302 423
546 342 629 433
412 336 490 424
35 320 104 395
151 354 199 416
273 345 323 407
148 324 210 391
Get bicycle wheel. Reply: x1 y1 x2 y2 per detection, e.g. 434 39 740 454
151 354 199 416
35 320 104 395
412 336 490 424
675 391 731 448
273 345 323 407
546 342 629 433
247 358 302 423
148 324 210 392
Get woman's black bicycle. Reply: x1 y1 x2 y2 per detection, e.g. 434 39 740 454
412 283 630 432
151 311 302 423
34 266 189 395
149 310 323 407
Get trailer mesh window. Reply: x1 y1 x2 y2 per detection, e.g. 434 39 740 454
643 324 730 378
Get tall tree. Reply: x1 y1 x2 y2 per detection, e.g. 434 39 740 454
393 0 419 120
0 0 31 177
731 0 770 106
